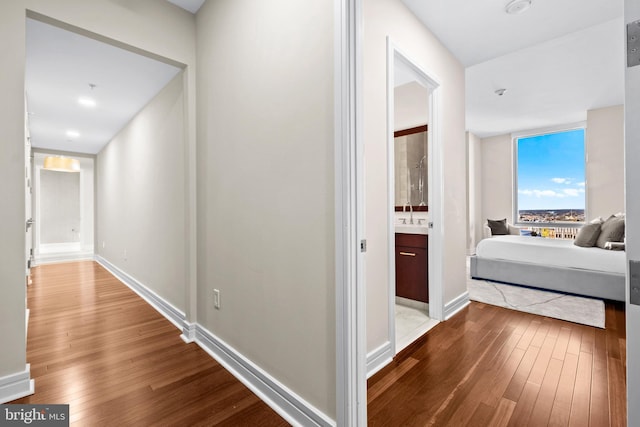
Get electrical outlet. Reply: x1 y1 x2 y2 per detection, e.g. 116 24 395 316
102 241 106 249
123 249 127 261
213 289 221 309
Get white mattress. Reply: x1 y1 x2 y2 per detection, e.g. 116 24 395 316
476 236 625 275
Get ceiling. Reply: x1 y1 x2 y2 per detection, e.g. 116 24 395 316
402 0 625 138
166 0 205 14
26 18 181 155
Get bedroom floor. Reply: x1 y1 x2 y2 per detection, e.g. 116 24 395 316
369 299 627 426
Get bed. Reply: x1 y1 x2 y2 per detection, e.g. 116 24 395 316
470 235 626 301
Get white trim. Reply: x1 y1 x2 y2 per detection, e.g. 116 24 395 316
95 255 186 333
33 251 94 265
444 291 470 320
386 39 445 330
195 325 335 427
366 341 393 379
395 296 428 311
335 0 366 425
0 365 34 404
510 121 587 140
180 322 196 344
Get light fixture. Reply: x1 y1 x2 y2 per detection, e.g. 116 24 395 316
78 97 96 107
505 0 532 15
43 156 80 173
66 130 80 139
495 88 507 96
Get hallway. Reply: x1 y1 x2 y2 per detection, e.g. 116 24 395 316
12 261 286 426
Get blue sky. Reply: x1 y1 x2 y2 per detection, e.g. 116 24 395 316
517 129 585 211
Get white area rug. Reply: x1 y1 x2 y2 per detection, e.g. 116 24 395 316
467 280 605 328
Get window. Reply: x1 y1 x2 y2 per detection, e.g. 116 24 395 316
514 127 586 225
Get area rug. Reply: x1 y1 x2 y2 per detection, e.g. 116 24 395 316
467 279 605 328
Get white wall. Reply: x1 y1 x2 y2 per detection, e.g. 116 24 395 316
625 1 640 423
364 0 467 353
96 72 186 311
480 134 513 225
475 106 625 237
394 81 429 131
196 0 336 419
0 1 28 381
33 152 94 257
0 0 195 398
467 132 482 253
586 105 625 219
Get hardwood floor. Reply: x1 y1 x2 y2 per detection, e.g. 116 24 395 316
12 261 287 426
12 261 627 426
368 300 627 426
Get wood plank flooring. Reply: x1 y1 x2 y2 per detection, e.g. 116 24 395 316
368 299 627 426
12 261 627 426
12 261 287 426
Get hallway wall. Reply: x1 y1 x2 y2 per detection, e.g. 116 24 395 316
363 0 467 354
196 0 336 419
0 0 195 400
96 72 186 311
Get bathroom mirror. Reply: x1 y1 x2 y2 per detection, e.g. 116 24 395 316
394 126 428 209
393 77 429 211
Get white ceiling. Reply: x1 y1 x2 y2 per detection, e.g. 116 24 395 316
26 18 181 155
166 0 205 14
402 0 625 138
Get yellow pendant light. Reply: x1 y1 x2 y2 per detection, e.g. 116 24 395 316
43 156 80 172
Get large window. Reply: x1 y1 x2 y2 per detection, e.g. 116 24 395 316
515 127 586 225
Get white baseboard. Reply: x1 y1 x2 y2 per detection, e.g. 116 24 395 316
395 296 429 312
180 322 196 343
95 255 187 333
195 325 335 427
95 257 333 426
0 365 34 403
444 291 470 320
33 251 94 266
366 341 393 378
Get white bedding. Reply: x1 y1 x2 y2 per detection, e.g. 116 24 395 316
476 236 625 275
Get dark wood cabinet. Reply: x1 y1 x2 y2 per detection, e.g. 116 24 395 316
395 233 429 303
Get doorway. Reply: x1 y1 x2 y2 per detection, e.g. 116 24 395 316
387 39 444 354
32 152 94 264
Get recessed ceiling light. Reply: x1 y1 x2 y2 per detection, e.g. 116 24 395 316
505 0 532 15
78 97 96 108
66 130 80 138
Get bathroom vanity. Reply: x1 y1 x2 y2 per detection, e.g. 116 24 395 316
395 231 429 303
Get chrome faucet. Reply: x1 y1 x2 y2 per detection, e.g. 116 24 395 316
403 202 413 224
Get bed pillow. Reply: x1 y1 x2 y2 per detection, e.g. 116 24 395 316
596 215 625 248
574 222 602 247
487 218 508 235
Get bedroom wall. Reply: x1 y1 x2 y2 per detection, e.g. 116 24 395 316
364 0 466 354
586 105 625 219
0 0 196 400
96 72 186 312
196 0 336 418
475 105 625 239
467 132 483 253
480 134 513 227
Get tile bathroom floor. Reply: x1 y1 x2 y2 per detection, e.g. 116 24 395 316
395 304 439 352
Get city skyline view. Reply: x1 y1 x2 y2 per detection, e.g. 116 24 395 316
516 128 586 211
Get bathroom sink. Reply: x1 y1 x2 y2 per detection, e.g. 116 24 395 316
395 223 428 235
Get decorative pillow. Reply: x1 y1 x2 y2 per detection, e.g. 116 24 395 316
596 215 625 248
487 218 508 236
574 222 602 247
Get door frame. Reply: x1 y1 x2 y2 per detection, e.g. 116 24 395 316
386 39 444 356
